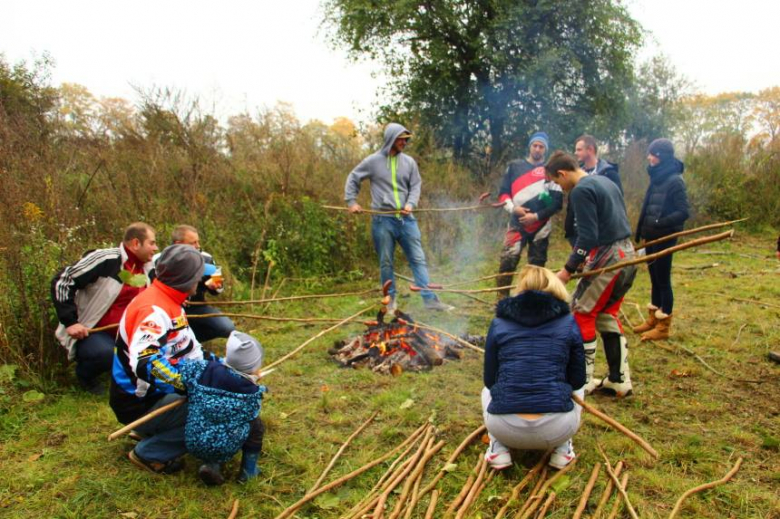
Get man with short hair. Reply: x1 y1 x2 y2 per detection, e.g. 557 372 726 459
161 225 235 342
52 222 158 394
566 135 622 246
545 151 636 397
110 244 217 474
345 122 453 311
495 132 563 298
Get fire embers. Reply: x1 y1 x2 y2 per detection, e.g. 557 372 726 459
329 311 463 375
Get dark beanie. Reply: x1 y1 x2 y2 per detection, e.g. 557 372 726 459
155 244 205 292
648 138 675 162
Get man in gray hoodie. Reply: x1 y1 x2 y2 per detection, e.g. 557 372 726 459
345 123 452 311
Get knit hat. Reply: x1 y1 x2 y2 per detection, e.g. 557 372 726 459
529 131 549 150
155 244 205 292
226 331 264 375
648 138 675 162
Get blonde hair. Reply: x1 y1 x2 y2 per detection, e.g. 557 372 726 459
515 265 570 302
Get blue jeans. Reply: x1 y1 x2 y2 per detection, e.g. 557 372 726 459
134 394 188 463
185 305 235 342
75 331 115 382
371 216 435 301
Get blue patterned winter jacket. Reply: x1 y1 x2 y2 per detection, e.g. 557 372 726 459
179 359 266 463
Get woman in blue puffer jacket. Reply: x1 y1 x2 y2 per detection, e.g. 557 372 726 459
482 265 585 471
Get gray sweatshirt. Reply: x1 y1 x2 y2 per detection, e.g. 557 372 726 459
344 123 422 211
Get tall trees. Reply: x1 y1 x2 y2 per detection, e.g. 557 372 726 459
323 0 642 170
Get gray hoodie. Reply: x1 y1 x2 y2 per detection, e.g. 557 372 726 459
344 123 422 211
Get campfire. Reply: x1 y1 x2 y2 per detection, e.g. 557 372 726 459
329 308 464 375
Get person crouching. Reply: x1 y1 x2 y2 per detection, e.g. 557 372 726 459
482 266 585 470
180 331 267 485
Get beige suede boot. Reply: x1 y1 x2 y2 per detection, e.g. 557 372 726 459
641 310 672 341
632 304 658 334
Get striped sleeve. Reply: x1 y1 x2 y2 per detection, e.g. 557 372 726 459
51 248 120 326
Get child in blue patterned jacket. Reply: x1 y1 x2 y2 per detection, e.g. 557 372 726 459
180 331 267 485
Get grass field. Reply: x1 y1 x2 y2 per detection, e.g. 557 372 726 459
1 229 778 518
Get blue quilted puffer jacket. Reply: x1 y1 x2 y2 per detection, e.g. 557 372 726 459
179 359 266 463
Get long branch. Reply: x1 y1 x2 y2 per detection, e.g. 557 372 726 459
264 306 375 371
597 445 639 519
638 218 747 250
273 422 427 519
415 424 486 502
591 461 624 519
308 411 379 494
493 450 550 519
517 459 578 519
321 204 494 215
572 462 602 519
188 288 379 306
668 457 743 519
573 394 659 459
572 230 735 279
402 319 484 353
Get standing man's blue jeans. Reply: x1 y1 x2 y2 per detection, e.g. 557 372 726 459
75 331 115 383
371 215 435 301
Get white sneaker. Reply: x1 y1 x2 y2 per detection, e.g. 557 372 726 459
485 440 512 470
549 440 575 470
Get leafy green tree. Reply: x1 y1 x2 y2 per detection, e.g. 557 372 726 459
323 0 642 170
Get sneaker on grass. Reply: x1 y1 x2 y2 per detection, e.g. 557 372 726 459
549 439 575 470
423 299 454 312
485 439 512 470
127 449 185 475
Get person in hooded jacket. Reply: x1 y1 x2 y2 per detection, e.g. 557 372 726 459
482 265 585 471
632 139 689 341
345 123 452 312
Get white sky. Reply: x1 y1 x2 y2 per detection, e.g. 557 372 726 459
2 0 779 125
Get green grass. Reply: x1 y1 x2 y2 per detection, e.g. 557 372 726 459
1 230 778 518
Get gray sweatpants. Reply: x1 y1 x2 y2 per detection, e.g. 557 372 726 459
481 387 583 450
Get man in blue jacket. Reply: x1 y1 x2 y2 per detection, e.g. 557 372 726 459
344 123 452 311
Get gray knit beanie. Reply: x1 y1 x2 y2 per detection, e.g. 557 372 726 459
155 244 205 292
226 331 265 374
647 138 675 163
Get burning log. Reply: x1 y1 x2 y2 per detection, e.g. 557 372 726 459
330 313 465 374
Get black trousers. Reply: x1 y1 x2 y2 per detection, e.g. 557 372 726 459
646 239 677 314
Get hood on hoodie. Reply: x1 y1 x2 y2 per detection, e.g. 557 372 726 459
380 123 411 156
648 158 685 184
496 290 570 327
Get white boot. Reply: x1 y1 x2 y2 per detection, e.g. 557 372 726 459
582 340 602 394
600 335 633 397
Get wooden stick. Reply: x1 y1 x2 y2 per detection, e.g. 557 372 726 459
454 455 489 519
445 272 516 287
307 411 379 494
697 290 780 310
107 398 185 441
638 218 747 250
396 273 493 306
423 490 439 519
445 456 483 516
373 428 433 519
322 204 495 214
260 260 275 304
605 473 629 519
344 426 429 519
188 288 379 306
401 439 446 519
410 284 515 295
572 462 602 519
591 461 624 519
517 459 578 519
536 491 556 518
227 499 239 519
415 424 486 500
668 457 743 519
597 446 639 519
273 422 427 519
264 306 375 371
572 394 659 459
388 439 445 519
402 319 484 353
572 230 734 279
515 467 548 518
493 450 551 519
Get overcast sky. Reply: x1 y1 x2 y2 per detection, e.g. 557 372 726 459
2 0 779 125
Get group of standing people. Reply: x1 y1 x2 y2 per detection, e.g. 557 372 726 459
482 133 690 470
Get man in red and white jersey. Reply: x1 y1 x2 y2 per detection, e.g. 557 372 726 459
495 132 563 298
